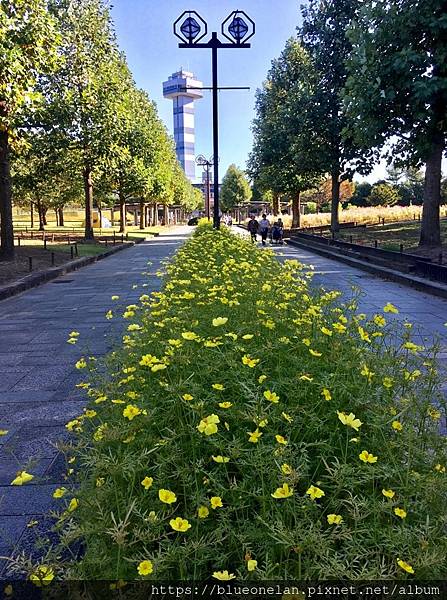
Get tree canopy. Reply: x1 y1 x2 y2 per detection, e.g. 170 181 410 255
220 165 252 212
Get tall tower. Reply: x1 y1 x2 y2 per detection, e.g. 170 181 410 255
163 70 203 182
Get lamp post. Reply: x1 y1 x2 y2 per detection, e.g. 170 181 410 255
174 10 254 229
196 155 214 221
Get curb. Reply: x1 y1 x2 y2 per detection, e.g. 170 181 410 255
287 238 447 300
0 238 146 302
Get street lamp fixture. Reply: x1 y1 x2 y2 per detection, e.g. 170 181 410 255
173 10 255 229
196 155 214 221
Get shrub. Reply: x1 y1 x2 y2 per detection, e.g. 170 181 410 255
36 226 447 581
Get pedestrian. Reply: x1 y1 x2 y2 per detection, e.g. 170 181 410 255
258 213 270 246
247 215 259 243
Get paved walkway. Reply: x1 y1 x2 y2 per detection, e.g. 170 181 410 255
0 228 191 572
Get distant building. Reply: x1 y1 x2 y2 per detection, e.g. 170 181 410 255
163 70 203 182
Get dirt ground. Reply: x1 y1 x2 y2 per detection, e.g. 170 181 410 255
0 246 73 286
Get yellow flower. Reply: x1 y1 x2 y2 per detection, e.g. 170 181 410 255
123 404 142 420
212 455 230 463
105 310 114 320
383 302 399 314
282 412 293 423
141 476 153 490
75 358 87 369
300 374 313 382
382 489 395 499
29 565 54 586
137 560 153 576
258 418 268 428
358 326 371 342
394 507 407 519
242 354 259 368
169 517 191 532
306 485 325 500
151 363 167 373
242 334 254 340
96 477 105 487
182 394 193 401
139 354 158 366
247 559 257 571
212 383 225 390
218 401 232 409
327 514 343 525
275 434 287 445
158 489 177 504
248 428 263 443
0 430 9 436
434 464 446 473
359 450 378 464
197 505 209 518
360 364 375 381
258 374 267 383
281 463 292 475
337 411 363 431
111 295 120 300
264 390 279 403
212 571 236 581
321 326 333 336
302 338 311 347
332 322 346 333
52 487 67 499
321 388 331 401
67 497 78 512
392 420 403 431
11 471 34 486
264 319 275 329
373 314 386 327
427 407 441 420
309 349 322 357
271 483 294 499
212 317 228 327
397 558 414 574
4 584 13 596
168 338 182 347
181 331 199 340
383 377 394 389
210 496 223 509
197 414 220 436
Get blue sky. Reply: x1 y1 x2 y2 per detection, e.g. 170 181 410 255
110 0 303 182
110 0 389 183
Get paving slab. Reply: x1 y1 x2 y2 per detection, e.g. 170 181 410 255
0 228 190 565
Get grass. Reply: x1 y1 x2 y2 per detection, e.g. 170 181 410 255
12 223 446 584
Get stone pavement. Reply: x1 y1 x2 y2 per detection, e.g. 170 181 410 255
0 228 191 573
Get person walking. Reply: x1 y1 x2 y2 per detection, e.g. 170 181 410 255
247 216 259 243
258 214 270 246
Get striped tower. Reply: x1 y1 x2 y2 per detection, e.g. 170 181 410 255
163 70 203 182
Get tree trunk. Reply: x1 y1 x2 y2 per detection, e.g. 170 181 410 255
55 209 59 226
139 199 144 230
291 191 301 229
83 165 94 240
163 204 169 226
153 203 159 226
331 171 340 233
0 125 14 259
110 207 114 227
42 207 48 226
58 207 64 227
30 201 34 229
37 199 45 231
419 131 443 247
272 194 280 216
119 192 126 234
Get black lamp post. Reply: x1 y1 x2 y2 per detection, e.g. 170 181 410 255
174 10 255 230
196 155 214 221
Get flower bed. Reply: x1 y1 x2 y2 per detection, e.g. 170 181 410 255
50 224 447 580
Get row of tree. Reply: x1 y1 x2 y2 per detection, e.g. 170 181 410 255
0 0 202 259
248 0 447 247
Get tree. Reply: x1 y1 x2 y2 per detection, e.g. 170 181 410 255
220 164 252 212
0 0 59 258
248 39 321 227
344 0 447 247
369 183 400 207
350 182 372 207
298 0 367 232
40 0 124 241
